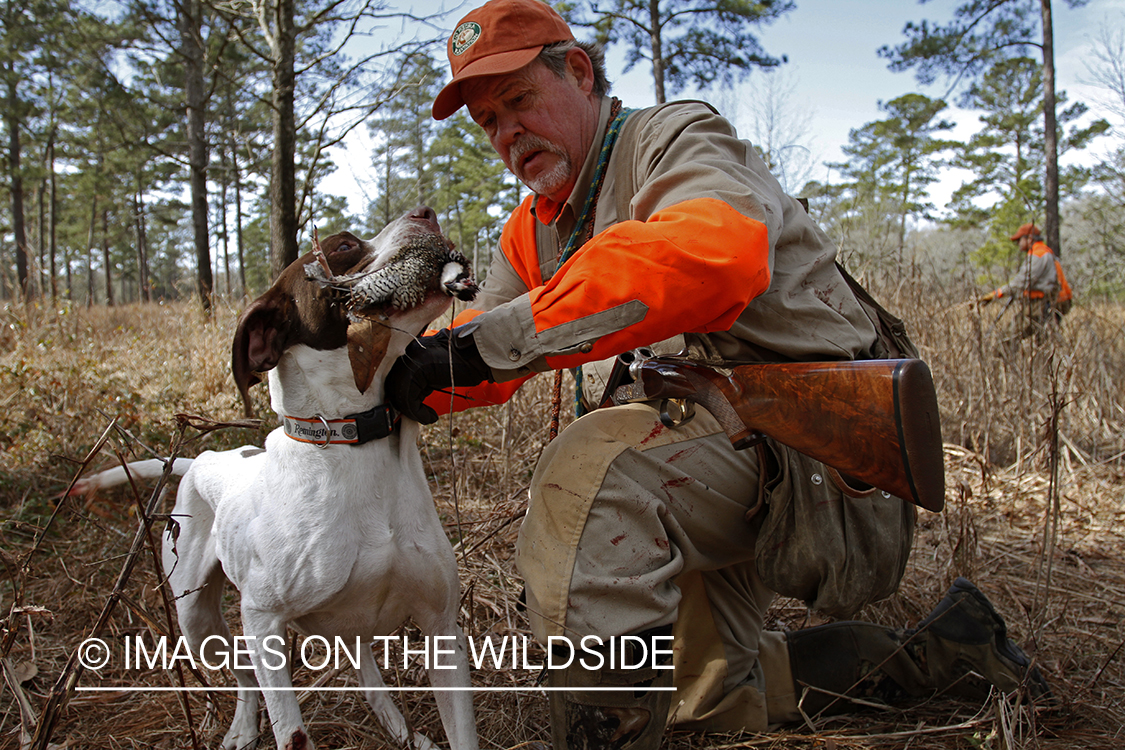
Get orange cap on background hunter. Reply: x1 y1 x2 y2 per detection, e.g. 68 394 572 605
1010 223 1041 241
432 0 574 120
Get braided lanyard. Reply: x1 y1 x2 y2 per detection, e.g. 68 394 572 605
548 98 633 437
556 98 630 268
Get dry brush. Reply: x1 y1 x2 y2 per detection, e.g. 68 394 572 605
0 289 1122 749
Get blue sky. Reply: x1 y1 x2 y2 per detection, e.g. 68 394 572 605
330 0 1125 214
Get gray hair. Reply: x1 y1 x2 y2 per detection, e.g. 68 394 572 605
537 39 611 97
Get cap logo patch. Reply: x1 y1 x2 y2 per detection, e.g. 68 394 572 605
452 22 482 56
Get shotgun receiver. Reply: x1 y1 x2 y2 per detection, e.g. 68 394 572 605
610 357 945 512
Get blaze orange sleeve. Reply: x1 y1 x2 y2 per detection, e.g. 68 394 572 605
423 196 771 414
423 377 530 416
532 197 771 369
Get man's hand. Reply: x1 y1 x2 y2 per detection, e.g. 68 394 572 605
386 327 493 424
978 293 995 306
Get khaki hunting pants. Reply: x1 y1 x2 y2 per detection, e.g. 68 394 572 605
515 401 802 731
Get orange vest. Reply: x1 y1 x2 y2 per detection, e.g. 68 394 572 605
1025 242 1053 299
1031 242 1072 303
426 195 772 416
1054 258 1072 303
493 195 770 368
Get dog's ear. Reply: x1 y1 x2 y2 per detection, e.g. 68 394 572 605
346 317 393 394
232 296 293 417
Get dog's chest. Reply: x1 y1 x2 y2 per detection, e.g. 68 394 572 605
215 430 450 629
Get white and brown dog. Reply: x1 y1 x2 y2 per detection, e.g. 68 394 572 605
73 207 480 750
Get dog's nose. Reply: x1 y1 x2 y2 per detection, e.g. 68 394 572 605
408 206 440 232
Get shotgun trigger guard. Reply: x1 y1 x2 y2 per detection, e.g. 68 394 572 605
732 431 766 451
659 398 695 428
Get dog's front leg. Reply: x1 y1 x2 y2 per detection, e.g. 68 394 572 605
357 644 440 750
419 617 479 750
240 607 311 750
162 481 262 750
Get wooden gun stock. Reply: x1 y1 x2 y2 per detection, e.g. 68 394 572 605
617 358 945 512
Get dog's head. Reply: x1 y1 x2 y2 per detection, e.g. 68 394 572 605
232 207 477 417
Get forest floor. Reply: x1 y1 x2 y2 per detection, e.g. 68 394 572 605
1 299 1122 750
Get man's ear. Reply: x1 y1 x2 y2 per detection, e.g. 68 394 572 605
231 295 293 417
565 47 596 96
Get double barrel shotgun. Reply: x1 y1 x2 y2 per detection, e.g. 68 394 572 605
607 354 945 513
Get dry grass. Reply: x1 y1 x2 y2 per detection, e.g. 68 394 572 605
1 291 1123 750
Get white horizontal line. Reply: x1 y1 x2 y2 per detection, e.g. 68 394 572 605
76 686 677 693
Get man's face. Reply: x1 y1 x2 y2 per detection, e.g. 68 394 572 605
463 51 599 204
1019 234 1033 252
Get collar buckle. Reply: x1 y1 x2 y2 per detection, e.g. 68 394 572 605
348 403 399 443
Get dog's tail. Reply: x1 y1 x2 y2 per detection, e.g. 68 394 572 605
68 458 194 497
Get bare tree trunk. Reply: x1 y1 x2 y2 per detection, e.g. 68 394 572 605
1040 0 1061 257
180 0 212 311
268 0 299 279
6 80 29 300
134 174 150 303
48 125 58 300
219 149 231 297
234 148 246 297
85 192 97 307
0 244 8 301
649 0 665 104
36 181 45 298
102 208 114 306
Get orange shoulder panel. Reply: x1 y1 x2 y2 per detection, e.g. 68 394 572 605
1055 260 1073 302
529 197 772 370
499 196 546 290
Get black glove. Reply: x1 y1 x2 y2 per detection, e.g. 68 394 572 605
386 327 493 424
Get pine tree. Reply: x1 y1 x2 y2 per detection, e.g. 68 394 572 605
367 53 443 229
562 0 793 103
946 57 1107 275
0 0 76 299
879 0 1093 257
428 111 514 273
826 94 955 270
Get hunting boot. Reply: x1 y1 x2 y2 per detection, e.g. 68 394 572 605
548 626 674 750
787 577 1051 717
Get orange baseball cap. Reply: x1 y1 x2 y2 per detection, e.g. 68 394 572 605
1010 222 1040 241
432 0 574 120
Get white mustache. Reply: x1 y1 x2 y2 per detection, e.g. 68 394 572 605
510 135 564 173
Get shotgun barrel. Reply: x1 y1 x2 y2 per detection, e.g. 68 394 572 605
613 358 945 512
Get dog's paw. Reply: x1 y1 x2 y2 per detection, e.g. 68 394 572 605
282 728 311 750
65 476 96 497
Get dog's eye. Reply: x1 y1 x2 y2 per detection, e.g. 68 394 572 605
321 236 357 254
